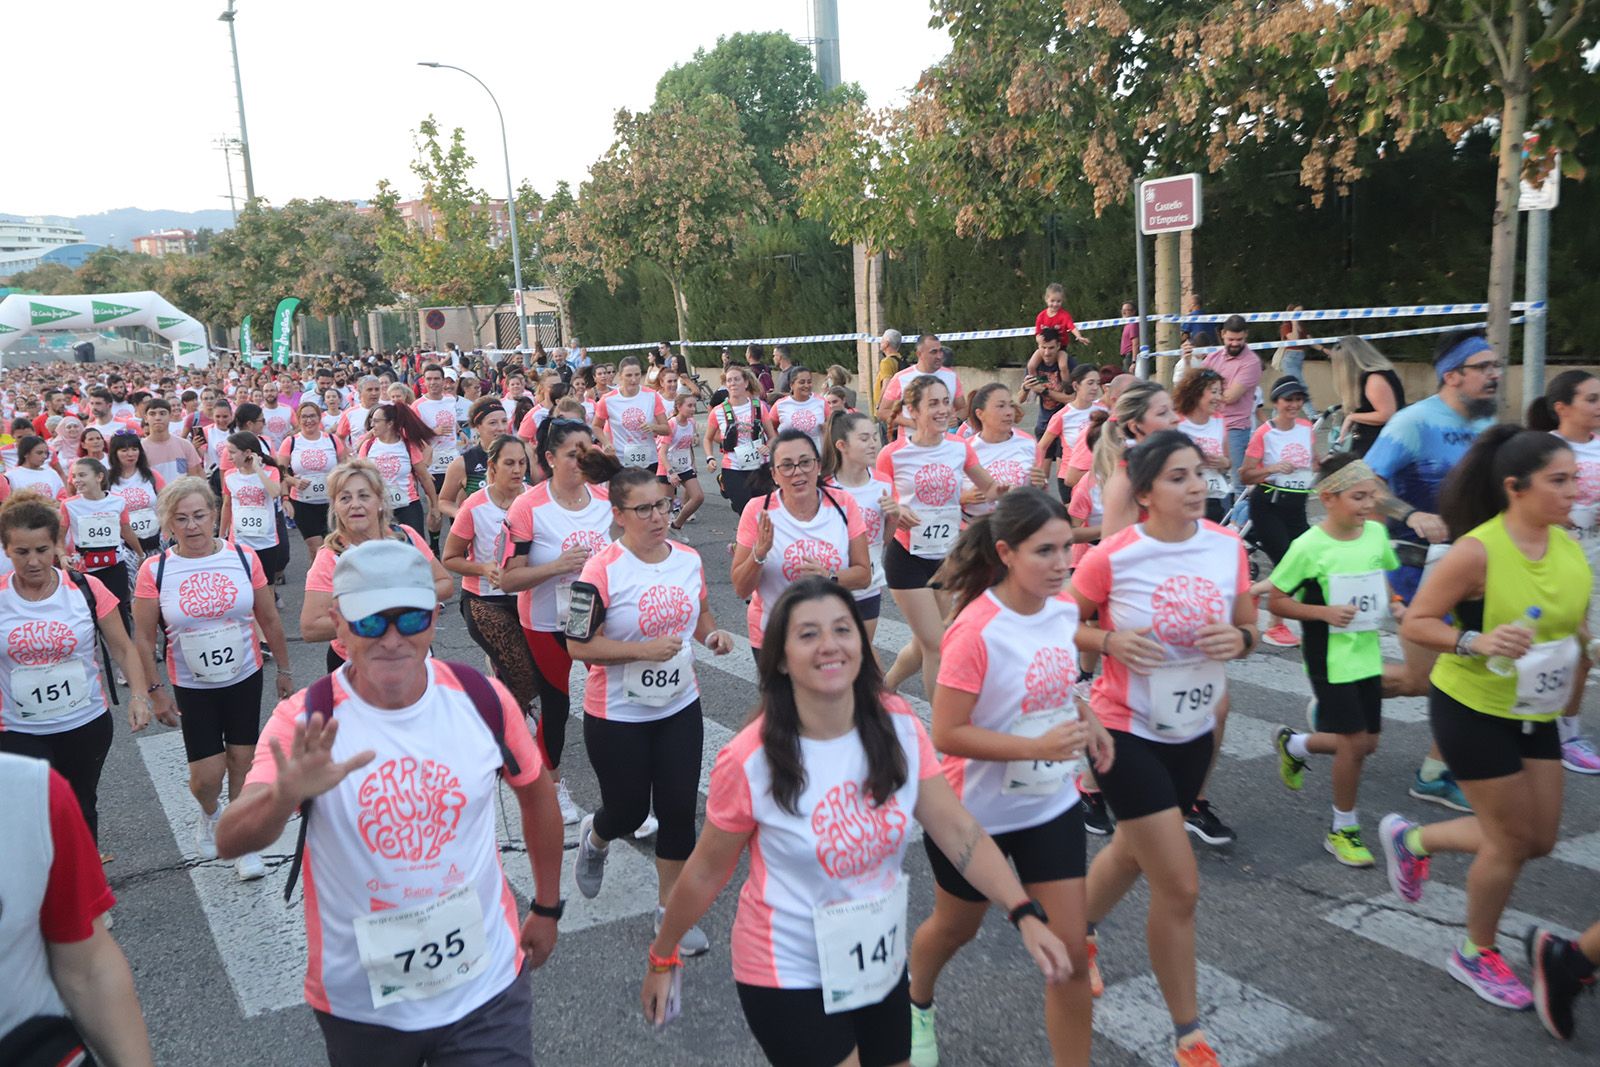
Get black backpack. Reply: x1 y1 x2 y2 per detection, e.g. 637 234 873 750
65 569 118 708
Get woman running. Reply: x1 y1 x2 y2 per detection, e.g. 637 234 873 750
0 495 155 858
132 477 293 881
9 435 66 499
876 374 1006 699
301 459 453 672
1243 377 1319 649
438 397 511 523
443 433 538 733
277 400 346 556
320 388 344 434
60 457 142 636
1036 366 1102 501
734 429 872 658
962 383 1042 520
357 401 437 537
908 488 1113 1067
1173 369 1231 523
1070 430 1256 1067
642 577 1071 1066
704 365 772 517
595 356 670 472
108 431 164 554
1524 369 1600 774
567 468 736 957
823 410 896 649
500 419 617 825
766 365 828 448
1382 427 1588 1010
1092 380 1182 538
79 427 110 471
657 392 703 530
218 432 287 588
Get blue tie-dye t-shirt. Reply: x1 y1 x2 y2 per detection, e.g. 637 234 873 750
1365 394 1494 536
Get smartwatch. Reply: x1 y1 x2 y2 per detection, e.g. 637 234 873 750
1007 900 1049 929
530 898 565 921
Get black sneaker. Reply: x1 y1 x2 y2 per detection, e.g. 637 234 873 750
1185 800 1236 846
1082 790 1114 836
1527 925 1593 1040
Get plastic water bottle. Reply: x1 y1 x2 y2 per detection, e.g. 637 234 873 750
1486 606 1540 677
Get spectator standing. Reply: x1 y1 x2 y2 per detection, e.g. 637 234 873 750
1119 301 1139 370
874 330 905 409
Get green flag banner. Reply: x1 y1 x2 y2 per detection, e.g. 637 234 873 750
240 315 255 367
91 299 141 324
271 298 301 366
29 301 77 327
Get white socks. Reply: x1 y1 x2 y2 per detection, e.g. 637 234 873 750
1286 733 1312 760
1558 716 1581 743
1332 807 1359 831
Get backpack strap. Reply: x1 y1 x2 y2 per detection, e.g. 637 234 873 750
440 660 520 778
282 673 337 904
153 548 169 593
67 569 119 708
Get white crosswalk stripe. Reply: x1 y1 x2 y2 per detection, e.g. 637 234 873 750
1551 830 1600 873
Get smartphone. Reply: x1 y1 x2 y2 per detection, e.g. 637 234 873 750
654 966 682 1031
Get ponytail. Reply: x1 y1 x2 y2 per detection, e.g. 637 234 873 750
1525 369 1597 433
933 487 1066 614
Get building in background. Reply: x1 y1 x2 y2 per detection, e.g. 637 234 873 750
131 229 197 256
354 198 513 245
0 215 88 278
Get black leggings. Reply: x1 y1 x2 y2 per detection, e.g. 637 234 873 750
461 595 538 717
719 467 765 517
0 712 114 842
87 562 131 638
584 701 703 861
393 499 426 541
1248 485 1309 563
525 629 573 770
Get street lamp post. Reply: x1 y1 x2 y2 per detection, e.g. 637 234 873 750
418 62 528 352
217 1 256 206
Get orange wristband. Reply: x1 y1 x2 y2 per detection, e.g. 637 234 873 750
648 947 682 972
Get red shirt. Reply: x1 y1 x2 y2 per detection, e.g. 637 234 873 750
1035 308 1076 337
42 769 115 942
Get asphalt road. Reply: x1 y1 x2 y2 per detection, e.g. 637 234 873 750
93 483 1600 1067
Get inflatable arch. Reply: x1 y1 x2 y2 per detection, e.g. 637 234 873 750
0 291 211 368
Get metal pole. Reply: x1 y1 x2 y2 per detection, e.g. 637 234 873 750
419 63 527 351
1134 181 1150 379
811 0 841 90
218 140 239 224
1522 207 1549 404
219 2 256 205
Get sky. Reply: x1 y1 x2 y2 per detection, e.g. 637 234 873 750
8 0 952 220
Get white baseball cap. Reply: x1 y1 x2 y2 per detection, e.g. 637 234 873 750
331 539 437 620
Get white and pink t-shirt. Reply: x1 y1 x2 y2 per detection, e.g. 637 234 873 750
335 405 377 451
415 396 460 475
736 490 866 647
109 472 164 543
515 405 548 445
59 494 129 571
1246 418 1315 491
359 437 424 508
8 466 65 500
964 429 1035 518
1178 415 1230 498
828 474 892 600
258 404 294 451
307 526 434 661
772 395 828 447
875 435 982 558
1556 431 1600 551
1041 403 1097 463
1067 471 1103 568
0 570 118 735
450 486 525 598
135 544 266 689
501 482 612 632
709 400 771 471
597 389 667 469
657 418 698 477
706 697 939 989
577 540 705 723
222 468 281 552
937 591 1082 833
1071 521 1250 742
278 433 343 504
880 366 965 440
246 661 542 1029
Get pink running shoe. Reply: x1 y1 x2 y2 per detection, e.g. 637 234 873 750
1448 947 1533 1011
1261 623 1300 648
1561 736 1600 775
1378 813 1430 904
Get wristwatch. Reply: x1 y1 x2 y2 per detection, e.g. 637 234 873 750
530 898 565 921
1007 899 1049 928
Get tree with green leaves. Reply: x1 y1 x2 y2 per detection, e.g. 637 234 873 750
578 94 773 344
655 31 825 204
518 180 592 343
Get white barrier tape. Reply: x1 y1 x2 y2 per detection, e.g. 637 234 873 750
1169 301 1545 325
1144 317 1528 359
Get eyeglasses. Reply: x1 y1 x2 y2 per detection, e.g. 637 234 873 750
344 608 435 639
619 498 674 519
774 457 818 476
1461 360 1503 374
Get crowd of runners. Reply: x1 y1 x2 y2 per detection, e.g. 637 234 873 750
2 314 1598 1067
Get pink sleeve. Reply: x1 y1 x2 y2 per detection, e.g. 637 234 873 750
357 436 372 458
706 743 756 834
872 446 895 488
1067 433 1094 472
594 397 610 421
842 494 866 539
134 556 158 599
504 495 533 543
1245 423 1269 460
84 574 119 619
493 679 543 787
1234 540 1252 596
517 410 537 439
1068 475 1093 521
305 548 336 592
153 472 167 491
276 437 293 462
936 619 987 694
961 441 981 471
735 497 763 548
246 695 305 787
401 525 433 556
449 505 476 542
117 498 131 521
1045 408 1065 438
408 443 423 465
910 716 941 780
577 553 610 604
881 376 903 406
336 413 351 436
653 395 667 418
1070 544 1110 606
245 547 268 590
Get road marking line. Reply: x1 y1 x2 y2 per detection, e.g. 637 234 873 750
1096 961 1330 1066
1226 655 1428 724
1551 831 1600 873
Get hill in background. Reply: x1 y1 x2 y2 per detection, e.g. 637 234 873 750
3 208 237 248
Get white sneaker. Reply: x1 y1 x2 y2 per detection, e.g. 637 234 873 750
194 805 222 860
634 813 659 839
555 780 580 826
235 852 267 881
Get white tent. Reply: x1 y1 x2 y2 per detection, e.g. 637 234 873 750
0 291 211 368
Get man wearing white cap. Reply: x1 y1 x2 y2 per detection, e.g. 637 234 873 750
218 539 563 1066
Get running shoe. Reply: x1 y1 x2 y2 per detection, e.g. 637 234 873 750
1448 946 1532 1011
1171 1035 1221 1067
634 812 659 839
1324 826 1375 867
1261 623 1300 648
1305 696 1319 732
574 814 609 899
1560 736 1600 775
1526 925 1593 1039
1274 727 1306 791
555 780 579 826
194 805 222 861
909 1002 939 1067
235 852 267 882
1086 937 1104 998
1082 790 1114 837
1185 800 1236 846
654 905 709 958
1408 770 1472 813
1378 813 1430 903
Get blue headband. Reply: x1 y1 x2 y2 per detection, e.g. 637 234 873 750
1435 336 1492 381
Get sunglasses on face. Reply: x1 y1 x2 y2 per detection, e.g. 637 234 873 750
344 608 435 639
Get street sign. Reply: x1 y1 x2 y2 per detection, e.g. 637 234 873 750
1139 174 1203 235
1519 152 1560 211
424 309 446 330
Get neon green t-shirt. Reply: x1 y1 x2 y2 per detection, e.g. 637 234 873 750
1270 521 1398 684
